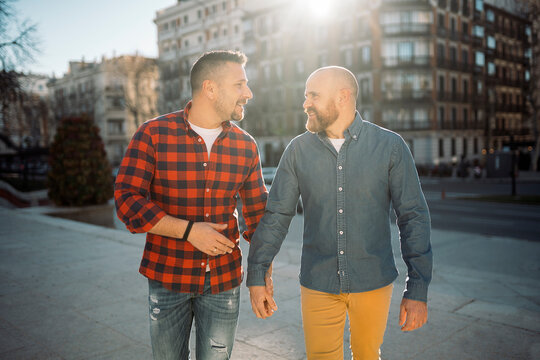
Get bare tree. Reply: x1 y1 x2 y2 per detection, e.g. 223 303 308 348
0 0 40 145
110 55 159 129
0 0 39 70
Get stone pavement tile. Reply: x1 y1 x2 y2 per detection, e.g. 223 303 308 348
382 308 474 360
52 327 139 360
1 343 62 360
456 300 540 332
409 320 539 360
87 344 152 360
242 323 306 360
0 320 41 355
231 340 290 360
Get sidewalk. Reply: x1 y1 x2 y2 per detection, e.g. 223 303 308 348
0 206 539 359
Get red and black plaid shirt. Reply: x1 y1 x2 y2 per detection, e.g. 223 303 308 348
115 101 267 294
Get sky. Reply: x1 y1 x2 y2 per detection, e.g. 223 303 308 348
13 0 175 77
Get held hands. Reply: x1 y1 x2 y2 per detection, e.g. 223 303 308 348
399 298 428 332
187 222 235 256
249 267 277 319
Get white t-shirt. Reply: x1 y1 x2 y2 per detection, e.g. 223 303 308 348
189 122 222 157
328 138 346 153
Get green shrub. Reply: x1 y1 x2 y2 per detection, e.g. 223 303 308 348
47 116 113 206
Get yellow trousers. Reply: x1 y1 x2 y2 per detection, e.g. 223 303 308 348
300 284 393 360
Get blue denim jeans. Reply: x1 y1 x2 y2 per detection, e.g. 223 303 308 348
147 273 240 360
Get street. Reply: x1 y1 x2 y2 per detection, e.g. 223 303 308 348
419 178 540 242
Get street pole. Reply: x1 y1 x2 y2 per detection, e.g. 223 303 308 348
510 135 516 196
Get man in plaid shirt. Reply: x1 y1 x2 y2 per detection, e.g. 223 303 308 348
115 50 270 360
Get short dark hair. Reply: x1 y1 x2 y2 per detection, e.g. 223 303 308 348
190 50 247 94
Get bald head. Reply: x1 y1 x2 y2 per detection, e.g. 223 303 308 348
307 66 359 102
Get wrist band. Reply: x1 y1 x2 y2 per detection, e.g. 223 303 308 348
183 220 194 240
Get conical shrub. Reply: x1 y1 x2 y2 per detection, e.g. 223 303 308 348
47 116 113 206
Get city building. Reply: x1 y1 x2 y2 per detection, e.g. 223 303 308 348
47 55 159 166
155 0 246 113
0 72 50 152
154 0 534 169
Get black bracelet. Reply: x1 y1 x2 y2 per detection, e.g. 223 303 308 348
183 220 194 241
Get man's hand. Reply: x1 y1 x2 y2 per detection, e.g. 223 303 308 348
187 222 235 256
249 286 277 319
399 298 428 332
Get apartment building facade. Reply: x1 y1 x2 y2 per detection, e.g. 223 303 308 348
47 55 158 166
154 0 533 168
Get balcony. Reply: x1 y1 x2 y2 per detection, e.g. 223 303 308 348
436 58 472 72
495 103 525 113
437 92 470 103
382 56 431 69
382 89 432 103
381 0 431 7
381 23 431 37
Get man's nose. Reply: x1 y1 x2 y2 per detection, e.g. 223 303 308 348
244 85 253 99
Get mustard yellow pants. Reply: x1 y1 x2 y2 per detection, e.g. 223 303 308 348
300 284 393 360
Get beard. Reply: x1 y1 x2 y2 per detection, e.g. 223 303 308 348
215 92 246 122
305 100 339 133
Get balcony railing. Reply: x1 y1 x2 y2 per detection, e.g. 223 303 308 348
437 92 470 102
382 89 432 102
381 23 431 36
382 56 431 68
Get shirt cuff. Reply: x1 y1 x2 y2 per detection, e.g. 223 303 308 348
246 269 268 287
403 281 429 302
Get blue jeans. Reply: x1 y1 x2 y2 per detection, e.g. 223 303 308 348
147 273 240 360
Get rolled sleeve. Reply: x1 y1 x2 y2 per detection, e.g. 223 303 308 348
114 123 167 233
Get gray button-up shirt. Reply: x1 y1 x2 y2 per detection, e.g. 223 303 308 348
247 112 432 302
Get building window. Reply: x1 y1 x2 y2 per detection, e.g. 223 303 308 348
438 106 445 129
475 51 485 66
487 36 496 49
451 107 457 128
475 0 483 12
463 138 468 155
488 62 496 75
198 9 202 19
184 15 189 24
107 119 124 135
462 49 469 64
361 46 371 64
438 13 445 28
486 9 495 22
438 75 445 95
398 42 413 61
437 43 445 59
462 22 469 35
463 108 469 128
439 138 444 157
473 137 478 154
473 25 484 37
451 138 456 156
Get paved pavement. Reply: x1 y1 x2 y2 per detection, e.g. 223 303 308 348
0 204 539 359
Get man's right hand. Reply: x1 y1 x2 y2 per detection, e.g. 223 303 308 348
187 222 235 256
249 285 277 319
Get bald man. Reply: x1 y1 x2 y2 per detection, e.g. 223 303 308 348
247 66 432 359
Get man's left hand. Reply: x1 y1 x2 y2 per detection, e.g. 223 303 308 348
399 298 428 332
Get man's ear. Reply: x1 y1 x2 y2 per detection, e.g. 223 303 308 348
202 79 217 100
337 88 351 106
